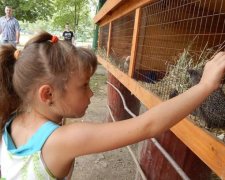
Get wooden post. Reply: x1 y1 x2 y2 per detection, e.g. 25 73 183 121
107 22 112 57
136 130 211 180
129 8 141 77
107 72 140 122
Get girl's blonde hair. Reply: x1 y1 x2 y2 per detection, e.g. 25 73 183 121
0 31 97 134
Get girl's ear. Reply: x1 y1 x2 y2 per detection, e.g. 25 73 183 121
38 85 53 104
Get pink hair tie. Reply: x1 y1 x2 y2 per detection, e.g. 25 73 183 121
51 35 58 43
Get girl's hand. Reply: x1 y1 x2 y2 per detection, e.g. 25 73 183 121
199 52 225 92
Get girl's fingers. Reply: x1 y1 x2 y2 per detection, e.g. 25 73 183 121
204 52 225 82
206 52 225 69
212 52 225 62
217 53 225 65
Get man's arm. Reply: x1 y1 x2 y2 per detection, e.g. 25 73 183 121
16 30 20 44
72 32 75 45
15 19 20 44
0 18 2 34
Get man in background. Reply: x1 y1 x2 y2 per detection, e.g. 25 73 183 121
62 24 74 44
0 6 20 47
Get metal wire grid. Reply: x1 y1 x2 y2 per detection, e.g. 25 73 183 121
135 0 225 83
98 24 109 56
134 0 225 136
108 11 135 73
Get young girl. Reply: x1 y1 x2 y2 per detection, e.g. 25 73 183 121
0 31 225 179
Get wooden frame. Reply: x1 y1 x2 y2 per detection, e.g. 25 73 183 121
95 0 225 178
94 0 123 24
94 0 154 27
98 55 225 179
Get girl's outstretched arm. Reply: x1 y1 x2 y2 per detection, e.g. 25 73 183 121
43 52 225 177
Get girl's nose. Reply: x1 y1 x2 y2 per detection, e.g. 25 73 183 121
89 88 94 97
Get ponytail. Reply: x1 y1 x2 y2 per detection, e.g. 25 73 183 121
0 44 21 135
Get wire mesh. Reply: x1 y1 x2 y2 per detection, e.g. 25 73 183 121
98 24 109 57
135 0 225 139
108 11 135 73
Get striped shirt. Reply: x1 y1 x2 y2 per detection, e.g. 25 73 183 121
0 16 20 41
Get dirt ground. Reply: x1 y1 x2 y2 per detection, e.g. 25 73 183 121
66 65 140 180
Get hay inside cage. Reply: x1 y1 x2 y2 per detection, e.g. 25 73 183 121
138 47 225 141
97 46 225 141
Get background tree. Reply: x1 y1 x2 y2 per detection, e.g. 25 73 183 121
0 0 54 22
0 0 98 43
53 0 97 41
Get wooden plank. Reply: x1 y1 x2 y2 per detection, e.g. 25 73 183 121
94 0 124 24
106 22 112 57
97 0 153 27
97 56 225 179
128 8 141 77
140 130 211 180
171 119 225 179
107 73 141 121
94 0 225 25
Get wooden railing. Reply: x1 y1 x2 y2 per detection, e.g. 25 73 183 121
95 0 225 178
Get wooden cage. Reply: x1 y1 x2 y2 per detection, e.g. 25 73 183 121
94 0 225 179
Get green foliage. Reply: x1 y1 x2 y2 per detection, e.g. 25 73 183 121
20 20 58 34
0 0 54 22
52 0 97 41
0 0 98 41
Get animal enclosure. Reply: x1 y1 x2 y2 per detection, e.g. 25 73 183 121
95 0 225 179
99 24 109 53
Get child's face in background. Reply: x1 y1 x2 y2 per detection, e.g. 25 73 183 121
56 71 94 118
65 25 69 30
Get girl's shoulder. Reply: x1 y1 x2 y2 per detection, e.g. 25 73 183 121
3 119 60 156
